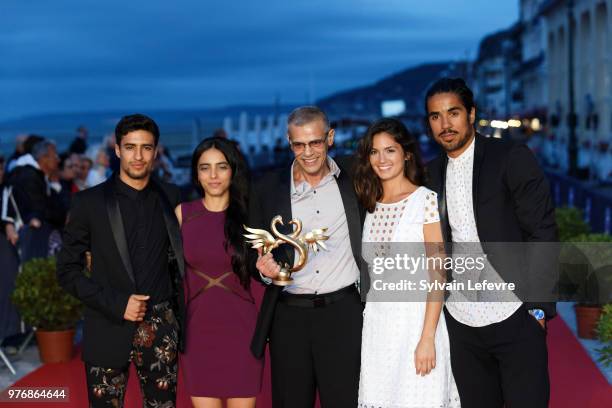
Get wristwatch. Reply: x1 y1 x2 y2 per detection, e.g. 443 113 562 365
528 308 546 321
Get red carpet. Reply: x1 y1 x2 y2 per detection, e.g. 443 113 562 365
547 317 612 408
2 317 610 407
0 350 271 407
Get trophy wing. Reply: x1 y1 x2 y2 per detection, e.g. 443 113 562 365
300 228 330 253
243 226 279 253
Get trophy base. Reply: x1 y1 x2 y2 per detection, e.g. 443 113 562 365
272 268 293 286
272 278 294 286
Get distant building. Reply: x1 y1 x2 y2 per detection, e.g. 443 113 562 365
519 0 549 121
539 0 611 178
474 25 523 119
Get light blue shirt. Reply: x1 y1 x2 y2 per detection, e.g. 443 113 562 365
285 157 360 294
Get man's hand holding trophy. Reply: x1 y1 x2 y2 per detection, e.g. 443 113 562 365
244 215 329 286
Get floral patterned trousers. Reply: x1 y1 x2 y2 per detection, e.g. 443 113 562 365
85 301 179 408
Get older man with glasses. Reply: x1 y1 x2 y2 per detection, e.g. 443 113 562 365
249 106 365 408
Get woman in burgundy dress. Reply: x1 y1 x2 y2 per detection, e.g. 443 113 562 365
175 137 262 408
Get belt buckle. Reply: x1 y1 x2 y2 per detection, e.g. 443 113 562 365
313 297 326 308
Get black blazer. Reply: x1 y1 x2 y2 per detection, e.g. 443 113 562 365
56 176 186 368
426 134 558 318
248 157 365 358
10 165 67 228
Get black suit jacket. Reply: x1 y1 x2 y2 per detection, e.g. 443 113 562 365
10 165 67 228
56 176 186 368
426 134 558 318
248 157 365 358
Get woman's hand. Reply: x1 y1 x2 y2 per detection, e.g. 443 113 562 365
414 337 436 376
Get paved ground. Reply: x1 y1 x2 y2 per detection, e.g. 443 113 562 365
0 342 41 391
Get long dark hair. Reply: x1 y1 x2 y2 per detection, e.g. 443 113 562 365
354 118 425 213
191 137 251 288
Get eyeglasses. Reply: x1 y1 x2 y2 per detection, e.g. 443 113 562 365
289 134 329 152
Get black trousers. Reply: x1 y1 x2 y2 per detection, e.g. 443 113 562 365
269 287 363 408
444 305 549 408
85 302 179 408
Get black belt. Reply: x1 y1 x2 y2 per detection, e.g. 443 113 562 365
279 285 357 308
151 300 171 311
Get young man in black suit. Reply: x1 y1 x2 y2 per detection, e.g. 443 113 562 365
425 78 557 408
251 106 365 408
57 114 185 408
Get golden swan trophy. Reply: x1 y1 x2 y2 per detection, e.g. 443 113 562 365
244 215 329 286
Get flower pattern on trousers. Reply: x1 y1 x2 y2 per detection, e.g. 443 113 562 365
86 302 178 408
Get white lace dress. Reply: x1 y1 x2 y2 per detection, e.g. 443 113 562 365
358 186 461 408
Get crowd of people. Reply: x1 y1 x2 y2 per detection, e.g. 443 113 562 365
0 134 113 261
0 128 178 353
2 77 557 408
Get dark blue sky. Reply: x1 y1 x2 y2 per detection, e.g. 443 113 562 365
0 0 518 121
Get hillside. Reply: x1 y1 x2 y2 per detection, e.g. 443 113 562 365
317 61 469 117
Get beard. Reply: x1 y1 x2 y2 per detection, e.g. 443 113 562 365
435 127 474 154
122 164 151 180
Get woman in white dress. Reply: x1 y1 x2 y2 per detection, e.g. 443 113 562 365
354 118 460 408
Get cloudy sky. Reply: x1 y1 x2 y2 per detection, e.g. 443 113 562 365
0 0 519 120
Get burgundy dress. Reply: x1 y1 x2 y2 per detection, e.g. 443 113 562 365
180 200 262 398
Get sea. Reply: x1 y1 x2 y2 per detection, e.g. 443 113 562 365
0 105 298 161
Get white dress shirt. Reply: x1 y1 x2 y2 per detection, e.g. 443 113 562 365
444 137 521 327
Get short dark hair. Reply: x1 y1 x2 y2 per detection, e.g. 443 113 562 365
424 77 475 115
114 114 160 146
23 134 45 154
